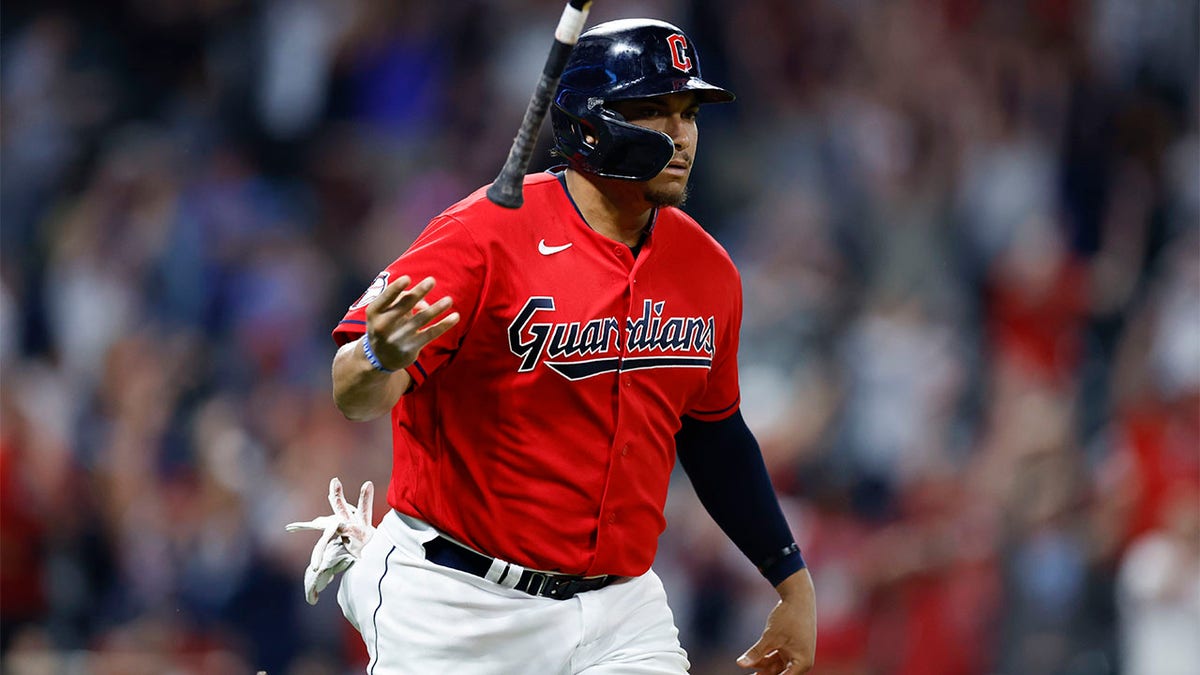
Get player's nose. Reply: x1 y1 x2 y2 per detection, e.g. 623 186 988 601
665 116 693 150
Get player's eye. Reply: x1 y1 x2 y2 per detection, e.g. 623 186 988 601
682 108 700 121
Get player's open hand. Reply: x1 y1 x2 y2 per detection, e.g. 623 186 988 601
365 275 460 372
737 569 817 674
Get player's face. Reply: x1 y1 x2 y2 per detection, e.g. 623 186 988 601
608 92 701 207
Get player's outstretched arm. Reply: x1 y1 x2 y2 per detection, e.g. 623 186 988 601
333 275 459 421
737 568 817 675
675 411 817 674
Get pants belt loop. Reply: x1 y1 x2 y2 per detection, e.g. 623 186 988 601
498 562 524 589
483 557 508 584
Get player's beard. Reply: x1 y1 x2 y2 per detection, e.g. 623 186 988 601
645 182 689 208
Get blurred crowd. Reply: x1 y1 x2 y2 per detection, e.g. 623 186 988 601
1 0 1197 674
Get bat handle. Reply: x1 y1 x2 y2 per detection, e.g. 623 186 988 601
487 0 592 209
486 42 573 209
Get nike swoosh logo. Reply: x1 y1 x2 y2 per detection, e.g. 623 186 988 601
538 240 573 255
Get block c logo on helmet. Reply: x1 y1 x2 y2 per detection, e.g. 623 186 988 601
666 34 692 72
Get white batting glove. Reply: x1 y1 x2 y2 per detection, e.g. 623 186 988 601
286 478 376 605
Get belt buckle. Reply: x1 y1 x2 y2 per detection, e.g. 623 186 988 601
524 572 605 600
540 575 576 600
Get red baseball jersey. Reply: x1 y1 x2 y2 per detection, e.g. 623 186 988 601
334 172 742 577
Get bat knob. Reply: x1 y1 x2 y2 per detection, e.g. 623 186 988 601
487 182 525 209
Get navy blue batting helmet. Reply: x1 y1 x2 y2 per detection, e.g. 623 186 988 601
551 19 734 182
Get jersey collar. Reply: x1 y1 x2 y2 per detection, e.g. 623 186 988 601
550 166 659 239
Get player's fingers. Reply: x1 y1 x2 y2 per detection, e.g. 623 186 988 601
762 652 793 675
408 295 454 331
285 519 327 532
771 659 797 675
311 518 340 571
747 656 786 675
329 477 353 521
737 641 774 670
382 277 435 315
358 481 374 527
367 275 410 315
412 311 461 348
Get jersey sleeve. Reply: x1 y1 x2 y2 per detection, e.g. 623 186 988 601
686 272 743 421
332 215 486 389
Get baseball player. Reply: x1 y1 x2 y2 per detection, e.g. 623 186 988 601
290 18 816 674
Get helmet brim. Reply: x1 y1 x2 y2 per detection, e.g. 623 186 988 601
606 76 735 105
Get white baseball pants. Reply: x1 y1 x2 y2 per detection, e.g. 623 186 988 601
337 510 690 674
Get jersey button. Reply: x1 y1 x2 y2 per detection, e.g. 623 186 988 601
608 512 617 524
621 443 630 457
623 377 632 387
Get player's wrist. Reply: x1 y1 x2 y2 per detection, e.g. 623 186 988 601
759 542 805 587
360 334 399 373
773 566 814 602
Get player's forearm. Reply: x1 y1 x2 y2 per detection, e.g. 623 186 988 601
332 338 411 421
675 411 806 586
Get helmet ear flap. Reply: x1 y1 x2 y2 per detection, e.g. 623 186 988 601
551 92 675 182
589 113 674 181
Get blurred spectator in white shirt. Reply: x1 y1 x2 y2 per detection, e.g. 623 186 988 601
1117 483 1200 675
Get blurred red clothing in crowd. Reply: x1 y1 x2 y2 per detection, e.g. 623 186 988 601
0 437 47 637
1110 394 1200 550
987 253 1090 388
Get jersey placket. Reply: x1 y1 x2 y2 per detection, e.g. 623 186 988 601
588 241 650 575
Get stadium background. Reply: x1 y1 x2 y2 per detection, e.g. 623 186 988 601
1 1 1197 673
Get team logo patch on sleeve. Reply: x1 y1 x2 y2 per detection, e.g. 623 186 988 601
349 272 390 310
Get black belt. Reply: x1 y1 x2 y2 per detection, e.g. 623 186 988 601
422 536 617 601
